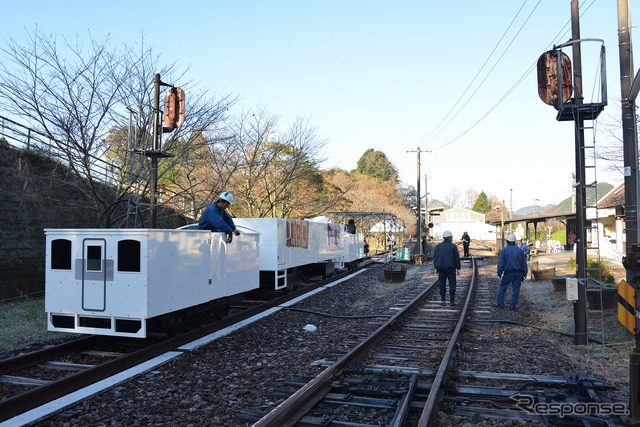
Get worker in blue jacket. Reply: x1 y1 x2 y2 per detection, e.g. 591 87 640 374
198 191 241 242
497 232 528 310
433 230 461 306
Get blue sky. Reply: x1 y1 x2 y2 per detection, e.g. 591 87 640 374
2 1 636 210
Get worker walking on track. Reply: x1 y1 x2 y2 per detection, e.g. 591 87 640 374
461 231 471 257
496 232 528 310
433 230 461 306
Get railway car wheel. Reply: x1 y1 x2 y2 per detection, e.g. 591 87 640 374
162 313 184 337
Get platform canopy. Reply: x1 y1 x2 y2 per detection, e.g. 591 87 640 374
369 220 406 233
327 211 405 236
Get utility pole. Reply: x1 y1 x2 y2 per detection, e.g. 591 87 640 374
424 174 429 241
618 0 640 421
509 188 513 220
407 148 423 256
501 201 505 248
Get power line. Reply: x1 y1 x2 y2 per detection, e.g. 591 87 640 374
417 0 537 147
417 0 598 153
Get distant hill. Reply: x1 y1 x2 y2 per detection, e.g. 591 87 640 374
515 182 614 216
515 204 555 216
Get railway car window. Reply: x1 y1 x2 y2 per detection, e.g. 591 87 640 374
86 245 102 271
51 239 72 270
118 239 141 272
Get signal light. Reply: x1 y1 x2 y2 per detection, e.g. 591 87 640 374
163 87 185 132
537 50 573 108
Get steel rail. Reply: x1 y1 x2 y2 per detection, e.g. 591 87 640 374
252 278 441 427
0 263 374 423
417 257 477 426
0 336 100 375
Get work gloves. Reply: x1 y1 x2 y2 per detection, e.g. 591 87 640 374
227 229 241 244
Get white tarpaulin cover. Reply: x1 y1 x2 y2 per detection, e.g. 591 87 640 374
369 220 406 233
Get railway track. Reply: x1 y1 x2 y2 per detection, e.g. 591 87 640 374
240 257 624 426
442 262 620 426
1 256 625 426
0 263 373 425
239 258 477 426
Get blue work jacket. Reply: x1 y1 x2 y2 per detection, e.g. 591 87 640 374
433 239 461 272
497 242 528 276
198 203 236 233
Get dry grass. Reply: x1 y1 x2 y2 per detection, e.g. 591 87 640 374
0 298 71 353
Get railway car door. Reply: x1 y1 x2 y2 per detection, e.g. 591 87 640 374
81 238 111 311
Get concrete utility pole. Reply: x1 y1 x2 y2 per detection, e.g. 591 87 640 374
408 147 424 256
509 188 513 220
424 174 429 239
618 0 640 420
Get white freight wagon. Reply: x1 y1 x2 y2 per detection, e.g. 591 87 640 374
233 217 344 290
44 228 259 338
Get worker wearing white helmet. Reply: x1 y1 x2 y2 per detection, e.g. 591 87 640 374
433 230 461 306
198 191 241 241
497 232 528 310
518 234 531 260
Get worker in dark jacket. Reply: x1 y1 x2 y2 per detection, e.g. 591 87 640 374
461 231 471 257
198 191 241 243
346 218 356 234
433 230 461 305
497 232 528 310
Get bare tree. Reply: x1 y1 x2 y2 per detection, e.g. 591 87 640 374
324 169 417 235
443 188 464 208
465 188 479 209
220 107 331 218
0 28 236 226
0 30 129 212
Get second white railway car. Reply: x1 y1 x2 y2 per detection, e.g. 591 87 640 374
233 217 345 290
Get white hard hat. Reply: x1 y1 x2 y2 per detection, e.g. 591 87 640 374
218 191 234 204
506 233 517 242
515 233 522 240
442 230 453 238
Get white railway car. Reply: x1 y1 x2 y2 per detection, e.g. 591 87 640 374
233 217 345 290
44 228 259 338
342 232 366 269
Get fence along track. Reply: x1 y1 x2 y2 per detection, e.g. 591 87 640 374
249 258 478 426
0 114 118 185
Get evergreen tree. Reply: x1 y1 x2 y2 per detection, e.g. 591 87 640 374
472 191 491 213
356 149 398 182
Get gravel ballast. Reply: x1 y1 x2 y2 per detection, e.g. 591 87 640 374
1 255 633 426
